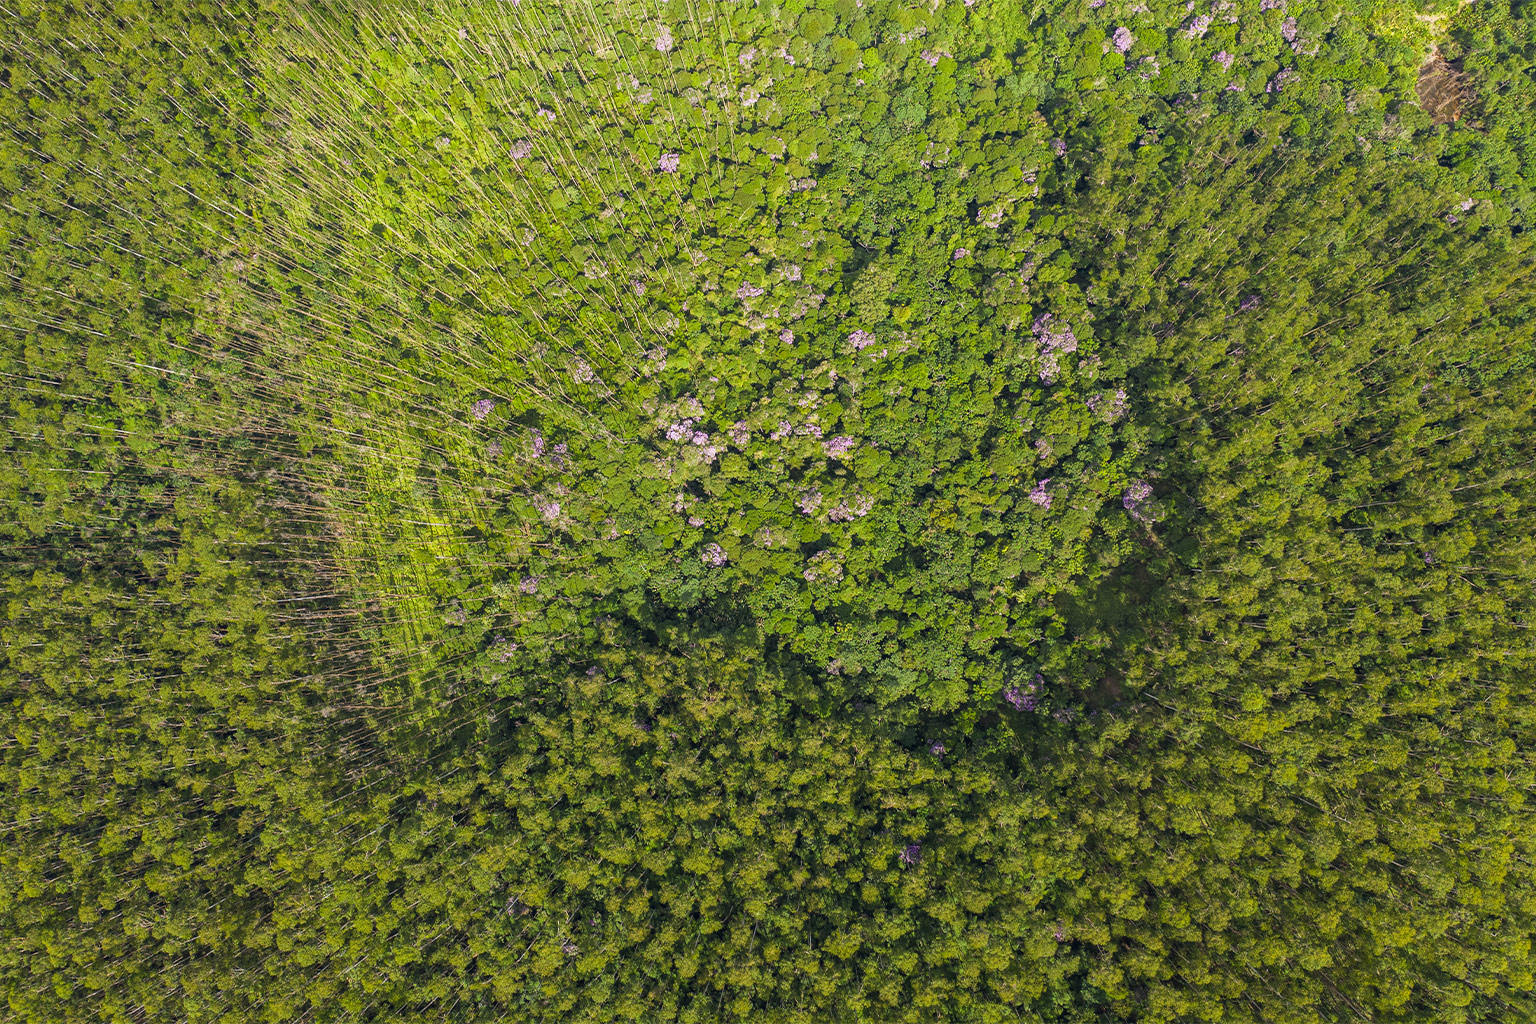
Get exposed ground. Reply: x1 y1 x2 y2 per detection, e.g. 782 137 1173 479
1418 53 1478 124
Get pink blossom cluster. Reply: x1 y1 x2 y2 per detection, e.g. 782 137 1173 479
624 75 654 105
977 206 1005 228
657 152 681 173
1280 16 1298 42
755 524 791 548
823 435 857 459
1032 312 1078 354
701 543 727 567
788 292 826 320
1266 68 1296 93
1123 480 1154 522
780 328 795 344
655 25 673 52
1112 26 1136 53
791 177 817 192
781 263 802 281
802 549 844 583
919 141 952 169
1214 50 1234 69
848 329 878 350
665 418 696 441
1004 674 1042 710
518 575 540 595
471 398 496 421
509 140 533 159
952 247 971 259
797 489 823 515
491 636 519 663
1184 14 1211 37
900 843 921 866
728 421 751 446
920 48 952 67
532 497 561 521
535 107 557 121
1052 138 1068 156
738 46 757 68
1029 478 1053 508
1087 388 1130 422
736 281 765 300
827 493 875 522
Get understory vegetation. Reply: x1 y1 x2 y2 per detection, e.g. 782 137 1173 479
3 0 1534 1021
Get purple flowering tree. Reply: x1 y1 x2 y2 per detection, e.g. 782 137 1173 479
823 436 856 459
1267 68 1296 93
1004 674 1042 710
1123 480 1155 523
490 636 518 663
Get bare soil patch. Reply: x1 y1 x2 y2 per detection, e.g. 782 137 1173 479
1417 55 1477 125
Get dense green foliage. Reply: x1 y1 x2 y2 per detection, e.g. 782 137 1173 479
3 0 1535 1021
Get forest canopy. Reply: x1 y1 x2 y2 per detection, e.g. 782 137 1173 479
3 0 1534 1022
